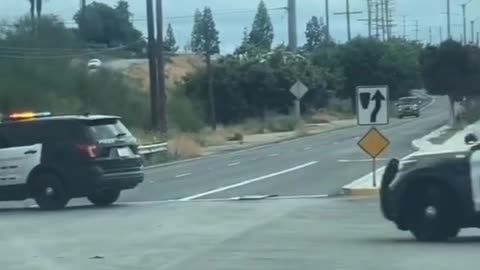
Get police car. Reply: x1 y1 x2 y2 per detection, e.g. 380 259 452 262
0 112 144 210
380 136 480 241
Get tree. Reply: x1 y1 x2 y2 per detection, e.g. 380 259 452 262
420 40 479 121
73 1 142 48
191 9 203 54
188 7 220 129
249 0 274 52
305 16 327 50
164 23 178 53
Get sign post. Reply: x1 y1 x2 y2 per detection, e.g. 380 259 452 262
356 86 390 187
289 81 309 121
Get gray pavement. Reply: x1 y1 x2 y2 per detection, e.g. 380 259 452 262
120 95 450 202
2 197 480 270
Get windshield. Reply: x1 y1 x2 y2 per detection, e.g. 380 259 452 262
1 0 480 269
86 119 133 141
399 97 418 105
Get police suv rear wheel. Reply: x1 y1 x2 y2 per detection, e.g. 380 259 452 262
31 173 70 210
87 189 121 206
408 184 458 242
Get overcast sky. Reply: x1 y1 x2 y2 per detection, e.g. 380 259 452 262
1 0 479 53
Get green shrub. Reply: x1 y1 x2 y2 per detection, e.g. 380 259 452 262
167 89 205 133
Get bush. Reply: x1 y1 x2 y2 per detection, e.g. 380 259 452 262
167 88 205 133
264 115 298 132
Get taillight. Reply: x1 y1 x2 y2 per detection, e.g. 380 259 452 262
76 144 99 159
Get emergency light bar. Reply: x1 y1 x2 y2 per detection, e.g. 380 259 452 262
7 112 52 120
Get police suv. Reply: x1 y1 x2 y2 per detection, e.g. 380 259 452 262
0 112 144 210
380 136 480 241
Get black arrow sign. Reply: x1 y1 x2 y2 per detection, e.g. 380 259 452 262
370 90 385 123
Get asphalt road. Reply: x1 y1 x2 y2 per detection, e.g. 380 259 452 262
3 198 480 270
118 94 450 203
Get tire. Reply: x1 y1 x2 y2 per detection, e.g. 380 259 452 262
398 115 403 119
407 184 458 242
30 173 69 210
416 114 420 118
87 189 121 206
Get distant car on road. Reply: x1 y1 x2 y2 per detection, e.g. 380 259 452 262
0 112 144 210
396 96 421 118
380 136 480 241
87 58 103 70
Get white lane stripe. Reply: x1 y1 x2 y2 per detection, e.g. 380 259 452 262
304 147 312 150
175 173 192 178
268 153 279 157
228 162 241 167
179 161 318 201
338 158 389 163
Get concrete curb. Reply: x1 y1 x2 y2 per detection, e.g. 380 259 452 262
342 187 379 197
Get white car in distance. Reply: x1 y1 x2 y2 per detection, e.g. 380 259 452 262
87 58 102 71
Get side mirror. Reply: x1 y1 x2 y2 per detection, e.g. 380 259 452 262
465 133 478 145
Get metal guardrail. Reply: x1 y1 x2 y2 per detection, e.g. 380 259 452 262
138 142 168 155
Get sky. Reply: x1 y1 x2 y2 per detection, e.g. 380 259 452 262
0 0 479 53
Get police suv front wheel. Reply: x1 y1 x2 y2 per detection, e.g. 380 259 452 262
407 184 459 242
87 189 121 206
31 173 70 210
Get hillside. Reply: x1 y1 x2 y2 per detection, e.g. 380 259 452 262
105 55 205 92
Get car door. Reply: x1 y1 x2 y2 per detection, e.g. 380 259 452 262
0 144 42 186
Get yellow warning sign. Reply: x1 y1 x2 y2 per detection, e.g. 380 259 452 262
357 127 390 158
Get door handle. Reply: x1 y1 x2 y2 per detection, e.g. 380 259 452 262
24 150 37 155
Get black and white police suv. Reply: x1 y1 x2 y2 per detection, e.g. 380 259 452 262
380 137 480 241
0 112 144 210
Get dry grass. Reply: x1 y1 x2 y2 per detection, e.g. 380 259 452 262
295 121 309 136
123 55 205 92
167 134 203 159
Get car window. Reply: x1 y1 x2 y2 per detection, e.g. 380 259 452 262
85 119 133 141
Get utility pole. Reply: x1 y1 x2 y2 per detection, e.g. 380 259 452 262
414 20 419 41
461 3 467 44
439 26 443 43
156 0 167 133
402 15 407 39
384 0 390 40
367 0 372 37
288 0 297 50
325 0 330 42
80 0 86 22
477 32 479 46
447 0 451 39
333 0 362 41
375 1 380 39
429 26 432 44
146 0 160 130
380 0 385 41
472 20 475 44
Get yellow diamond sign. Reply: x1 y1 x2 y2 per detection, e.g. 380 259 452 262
358 128 390 158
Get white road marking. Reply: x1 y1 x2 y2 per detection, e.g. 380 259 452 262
304 146 312 150
175 173 192 178
179 161 318 201
228 162 241 167
268 153 279 157
338 158 389 163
